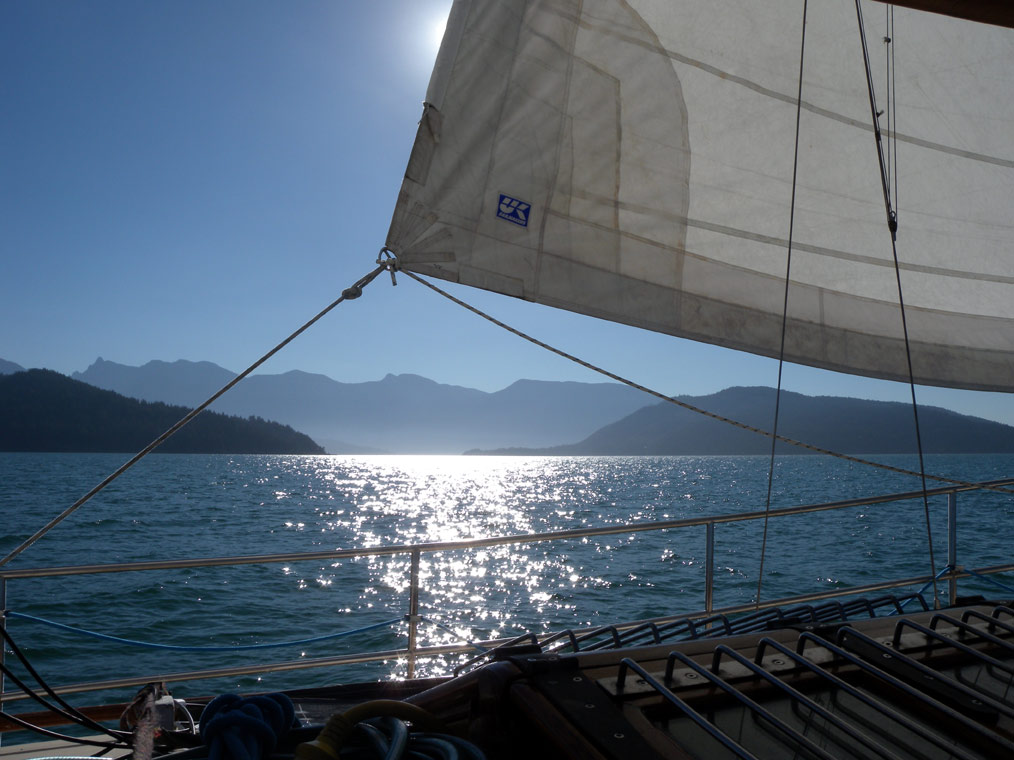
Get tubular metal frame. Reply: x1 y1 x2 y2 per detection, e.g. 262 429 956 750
1 478 1012 706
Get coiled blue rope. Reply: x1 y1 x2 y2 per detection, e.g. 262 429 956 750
200 693 296 760
5 610 402 651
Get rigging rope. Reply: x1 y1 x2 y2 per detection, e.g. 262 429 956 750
5 610 403 651
0 263 392 568
889 4 899 214
856 0 938 606
401 269 1014 496
0 623 131 743
757 0 810 611
856 0 898 237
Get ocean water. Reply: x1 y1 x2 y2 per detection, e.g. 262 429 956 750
1 452 1012 706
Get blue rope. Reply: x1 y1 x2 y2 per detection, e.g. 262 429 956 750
900 567 1014 612
200 693 296 760
962 568 1014 596
899 568 951 610
412 733 488 760
5 610 402 652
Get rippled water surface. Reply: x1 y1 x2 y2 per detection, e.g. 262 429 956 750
1 452 1011 700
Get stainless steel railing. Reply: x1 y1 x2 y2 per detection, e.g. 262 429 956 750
1 477 1012 705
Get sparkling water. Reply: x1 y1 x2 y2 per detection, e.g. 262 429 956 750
1 452 1011 703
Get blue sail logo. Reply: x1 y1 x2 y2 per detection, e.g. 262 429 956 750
497 193 531 227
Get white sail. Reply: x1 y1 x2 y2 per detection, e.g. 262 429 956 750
386 0 1014 392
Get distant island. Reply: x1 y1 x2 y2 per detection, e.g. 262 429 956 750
0 369 324 454
469 386 1014 456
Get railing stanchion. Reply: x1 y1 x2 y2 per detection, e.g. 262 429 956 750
705 523 715 614
1 477 1010 705
407 548 421 679
947 492 958 606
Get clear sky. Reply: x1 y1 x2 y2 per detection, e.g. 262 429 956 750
3 0 1013 426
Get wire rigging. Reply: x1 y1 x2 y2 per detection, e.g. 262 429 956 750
891 4 899 213
881 5 899 221
756 0 810 611
856 0 898 237
0 625 131 746
855 0 939 606
0 263 392 568
0 709 126 750
401 269 1011 496
884 4 893 209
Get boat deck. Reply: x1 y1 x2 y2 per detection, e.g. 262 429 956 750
3 599 1012 759
406 599 1014 759
0 737 131 760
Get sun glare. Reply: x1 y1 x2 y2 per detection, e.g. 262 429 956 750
430 13 448 56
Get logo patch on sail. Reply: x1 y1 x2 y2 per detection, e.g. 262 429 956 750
497 193 531 227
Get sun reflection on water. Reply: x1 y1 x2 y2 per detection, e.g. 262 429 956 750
10 452 1002 693
213 453 966 678
254 455 717 676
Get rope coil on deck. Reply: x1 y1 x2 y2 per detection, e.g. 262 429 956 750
200 693 296 760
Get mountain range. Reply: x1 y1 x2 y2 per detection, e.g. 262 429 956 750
69 358 652 454
0 369 323 454
4 357 1014 455
474 386 1014 455
0 359 25 375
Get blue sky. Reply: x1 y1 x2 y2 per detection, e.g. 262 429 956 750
3 0 1013 426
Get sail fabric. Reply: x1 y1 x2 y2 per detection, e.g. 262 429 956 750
386 0 1014 392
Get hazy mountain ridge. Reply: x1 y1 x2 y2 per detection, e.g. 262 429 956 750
8 357 1014 456
73 357 235 406
473 386 1014 455
0 369 324 454
71 358 654 453
0 359 25 375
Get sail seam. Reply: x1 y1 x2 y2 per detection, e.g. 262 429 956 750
544 202 1014 284
402 269 1014 495
533 0 585 298
572 14 1014 168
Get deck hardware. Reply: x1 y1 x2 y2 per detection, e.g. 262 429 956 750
753 633 986 759
838 627 1008 722
520 655 666 759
